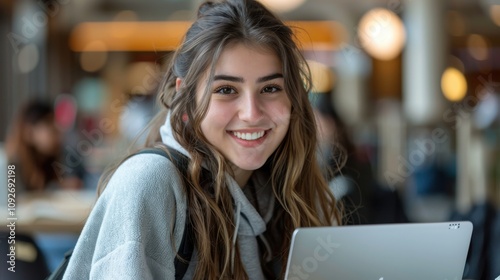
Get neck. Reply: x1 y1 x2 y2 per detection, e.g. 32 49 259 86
230 164 253 187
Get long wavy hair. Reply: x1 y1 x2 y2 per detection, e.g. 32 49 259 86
98 0 342 278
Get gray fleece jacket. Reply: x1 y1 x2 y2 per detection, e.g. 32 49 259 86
63 113 275 279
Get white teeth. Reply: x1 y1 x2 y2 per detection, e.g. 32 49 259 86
232 131 265 140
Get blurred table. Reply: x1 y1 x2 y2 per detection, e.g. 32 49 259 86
0 190 95 234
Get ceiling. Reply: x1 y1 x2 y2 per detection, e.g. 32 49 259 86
57 0 500 44
60 0 484 23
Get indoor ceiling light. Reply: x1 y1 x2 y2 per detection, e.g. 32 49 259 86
257 0 306 13
70 21 344 52
441 67 467 102
358 8 406 60
467 34 489 61
490 5 500 26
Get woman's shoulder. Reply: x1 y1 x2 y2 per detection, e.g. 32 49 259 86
90 151 189 232
104 152 185 199
64 152 188 279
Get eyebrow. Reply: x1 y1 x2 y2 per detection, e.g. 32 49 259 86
213 73 283 83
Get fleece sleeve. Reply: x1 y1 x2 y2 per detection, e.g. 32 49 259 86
62 153 188 280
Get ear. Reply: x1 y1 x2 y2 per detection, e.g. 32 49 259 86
175 78 182 92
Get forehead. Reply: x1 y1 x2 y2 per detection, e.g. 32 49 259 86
212 42 282 76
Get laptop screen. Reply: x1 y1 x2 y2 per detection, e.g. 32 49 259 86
285 221 473 280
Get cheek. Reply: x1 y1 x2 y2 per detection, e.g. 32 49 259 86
267 100 292 126
201 103 229 135
215 100 238 120
33 129 49 144
31 130 54 152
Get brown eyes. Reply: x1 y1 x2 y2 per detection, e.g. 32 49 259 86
262 85 282 93
213 85 282 95
214 86 237 95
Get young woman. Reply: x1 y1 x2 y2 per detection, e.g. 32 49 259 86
63 0 342 279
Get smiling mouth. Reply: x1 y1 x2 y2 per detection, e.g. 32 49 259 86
230 130 267 140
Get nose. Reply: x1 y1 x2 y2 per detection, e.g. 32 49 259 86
238 93 263 123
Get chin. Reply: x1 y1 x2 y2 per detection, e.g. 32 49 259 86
233 159 267 171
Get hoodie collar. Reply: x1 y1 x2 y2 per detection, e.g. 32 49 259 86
159 112 190 158
225 173 275 237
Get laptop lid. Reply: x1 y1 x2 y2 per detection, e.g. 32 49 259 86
285 221 473 280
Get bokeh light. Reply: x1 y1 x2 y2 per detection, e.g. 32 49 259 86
258 0 305 13
467 34 489 61
441 67 467 102
358 8 406 60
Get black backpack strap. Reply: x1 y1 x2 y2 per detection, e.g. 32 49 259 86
174 214 194 280
137 147 194 280
45 249 73 280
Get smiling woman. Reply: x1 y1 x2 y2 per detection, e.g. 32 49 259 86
61 1 342 279
195 43 291 178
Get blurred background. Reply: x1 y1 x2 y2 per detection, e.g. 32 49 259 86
0 0 499 279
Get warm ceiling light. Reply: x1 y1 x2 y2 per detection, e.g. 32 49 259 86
441 67 467 102
490 5 500 26
467 34 489 61
257 0 306 13
358 8 406 60
70 21 344 52
111 11 139 38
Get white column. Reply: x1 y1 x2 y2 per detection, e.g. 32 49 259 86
403 0 447 125
456 113 472 213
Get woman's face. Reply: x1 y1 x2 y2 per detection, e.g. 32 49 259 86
196 43 291 174
30 117 61 156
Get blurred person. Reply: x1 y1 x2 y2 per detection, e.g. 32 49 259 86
308 62 406 225
310 89 375 224
5 99 84 191
61 1 342 279
1 99 85 276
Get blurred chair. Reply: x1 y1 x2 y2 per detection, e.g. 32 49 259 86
0 233 50 280
489 211 500 279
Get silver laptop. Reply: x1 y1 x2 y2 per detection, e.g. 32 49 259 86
285 221 473 280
